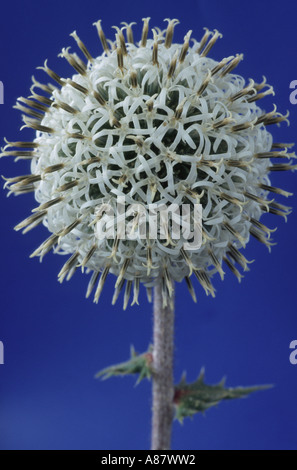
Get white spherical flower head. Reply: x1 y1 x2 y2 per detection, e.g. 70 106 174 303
2 19 296 309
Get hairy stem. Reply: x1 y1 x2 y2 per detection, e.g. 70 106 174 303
151 281 175 450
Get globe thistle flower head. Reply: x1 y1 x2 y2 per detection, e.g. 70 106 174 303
2 18 296 309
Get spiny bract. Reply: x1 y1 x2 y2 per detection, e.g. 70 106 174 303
2 18 295 309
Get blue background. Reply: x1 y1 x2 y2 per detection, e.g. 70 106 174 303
0 0 296 450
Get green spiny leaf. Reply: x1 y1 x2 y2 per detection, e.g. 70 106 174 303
95 345 153 384
174 368 273 423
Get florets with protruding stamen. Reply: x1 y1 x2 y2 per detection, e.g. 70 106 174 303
1 18 296 309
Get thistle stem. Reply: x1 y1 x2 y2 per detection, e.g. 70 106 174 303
151 281 175 450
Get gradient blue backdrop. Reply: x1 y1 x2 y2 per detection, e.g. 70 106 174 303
0 0 296 450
